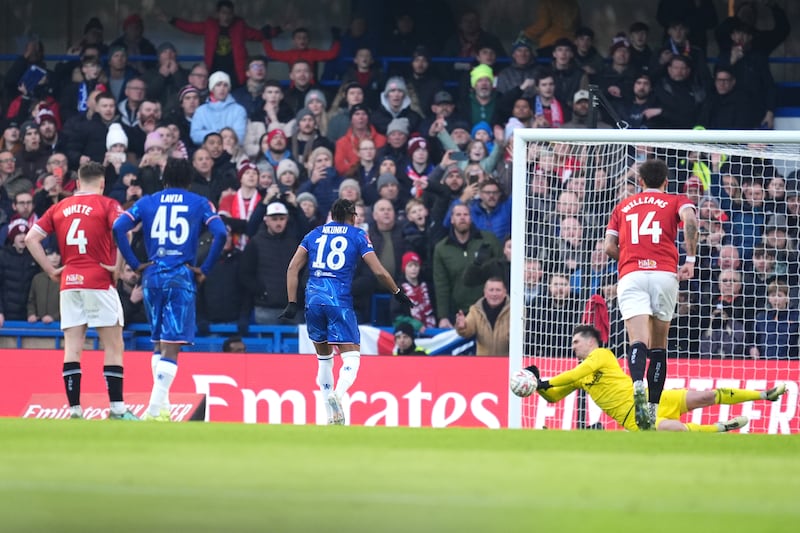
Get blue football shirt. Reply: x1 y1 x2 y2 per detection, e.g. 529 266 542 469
300 221 374 308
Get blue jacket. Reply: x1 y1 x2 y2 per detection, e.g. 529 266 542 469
754 308 799 359
190 95 247 145
443 197 512 241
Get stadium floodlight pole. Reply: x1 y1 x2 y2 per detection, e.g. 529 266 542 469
508 127 800 430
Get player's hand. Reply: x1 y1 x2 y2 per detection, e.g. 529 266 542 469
47 266 65 283
678 262 695 281
536 379 552 391
134 261 153 274
524 364 541 380
394 288 413 307
186 264 206 284
280 301 298 320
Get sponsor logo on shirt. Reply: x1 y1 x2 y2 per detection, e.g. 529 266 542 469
638 259 658 269
65 273 85 286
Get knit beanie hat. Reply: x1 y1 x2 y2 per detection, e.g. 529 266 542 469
106 123 128 150
144 131 165 152
208 70 231 90
386 117 410 136
276 158 300 178
295 191 318 207
470 64 494 88
304 89 327 108
377 173 399 191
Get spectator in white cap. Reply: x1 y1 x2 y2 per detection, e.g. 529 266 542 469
563 89 611 128
103 123 129 176
372 76 423 135
190 70 247 145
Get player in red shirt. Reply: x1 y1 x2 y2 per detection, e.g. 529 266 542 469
605 158 698 430
25 162 138 420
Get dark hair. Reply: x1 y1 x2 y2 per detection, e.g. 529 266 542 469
292 27 309 37
78 161 105 183
162 157 193 189
573 324 602 345
216 1 234 11
94 91 115 104
535 68 554 85
714 64 735 78
638 159 668 189
330 198 356 223
203 132 222 144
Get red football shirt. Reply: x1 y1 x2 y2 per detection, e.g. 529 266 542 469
33 192 122 290
606 189 695 279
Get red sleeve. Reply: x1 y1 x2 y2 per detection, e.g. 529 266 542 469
173 18 208 35
243 24 264 42
6 96 21 119
35 206 54 235
312 40 341 62
262 41 301 63
106 199 123 229
217 194 233 217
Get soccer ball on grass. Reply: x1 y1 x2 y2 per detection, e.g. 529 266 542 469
510 369 538 397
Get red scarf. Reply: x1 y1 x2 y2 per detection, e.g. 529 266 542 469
230 189 261 250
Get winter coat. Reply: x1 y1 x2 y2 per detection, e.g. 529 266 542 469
455 297 510 356
191 95 247 145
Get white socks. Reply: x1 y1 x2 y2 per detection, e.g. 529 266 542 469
148 358 177 416
152 352 170 410
335 351 361 396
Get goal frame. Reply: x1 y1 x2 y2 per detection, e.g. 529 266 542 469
508 128 800 429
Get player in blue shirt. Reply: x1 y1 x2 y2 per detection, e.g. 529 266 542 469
113 158 227 421
281 198 413 425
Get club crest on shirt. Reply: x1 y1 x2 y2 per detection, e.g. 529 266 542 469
638 259 657 269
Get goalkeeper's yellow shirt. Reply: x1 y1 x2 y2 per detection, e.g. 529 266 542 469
540 348 638 431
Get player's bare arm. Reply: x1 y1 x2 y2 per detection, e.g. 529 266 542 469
604 233 619 261
678 206 699 281
285 246 308 304
363 251 414 307
24 230 64 281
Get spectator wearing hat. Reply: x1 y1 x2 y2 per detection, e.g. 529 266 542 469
597 34 638 112
110 13 158 73
218 161 262 250
628 22 653 74
657 0 717 56
102 122 129 187
405 136 435 199
496 37 538 96
652 18 712 91
164 85 200 154
191 71 247 146
240 199 302 325
340 47 385 110
461 63 498 128
104 45 140 104
326 82 366 143
372 172 408 214
563 90 611 129
27 244 61 324
231 57 268 118
16 121 49 181
159 1 266 87
294 191 323 234
371 77 423 136
254 128 295 174
334 103 386 176
36 110 63 154
573 26 604 80
0 222 40 326
405 45 444 113
376 117 412 172
297 146 342 217
718 20 776 130
303 89 330 136
393 321 427 356
289 107 335 168
143 42 190 115
261 26 342 82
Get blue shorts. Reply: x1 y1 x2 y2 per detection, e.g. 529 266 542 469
305 305 360 345
142 267 196 344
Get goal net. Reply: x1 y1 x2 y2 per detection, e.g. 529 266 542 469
508 129 800 433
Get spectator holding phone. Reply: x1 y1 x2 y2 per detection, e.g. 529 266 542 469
296 147 342 217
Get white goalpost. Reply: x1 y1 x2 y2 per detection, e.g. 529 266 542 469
509 128 800 431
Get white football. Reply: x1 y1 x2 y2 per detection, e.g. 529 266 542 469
510 369 538 397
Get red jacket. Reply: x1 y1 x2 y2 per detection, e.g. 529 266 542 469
262 40 341 76
172 17 263 85
334 126 386 176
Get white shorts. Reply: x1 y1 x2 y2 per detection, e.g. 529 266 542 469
617 270 678 322
60 288 125 330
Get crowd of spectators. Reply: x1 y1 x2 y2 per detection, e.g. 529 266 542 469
0 2 796 358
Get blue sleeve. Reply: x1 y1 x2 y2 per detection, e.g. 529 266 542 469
190 107 210 145
112 206 142 270
200 215 228 275
232 106 247 145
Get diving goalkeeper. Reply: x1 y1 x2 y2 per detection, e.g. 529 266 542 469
526 324 786 432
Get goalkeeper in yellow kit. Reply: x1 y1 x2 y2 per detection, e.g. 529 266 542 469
527 325 787 432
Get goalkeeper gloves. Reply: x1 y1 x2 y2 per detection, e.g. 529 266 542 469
280 302 298 320
394 288 413 307
524 365 551 390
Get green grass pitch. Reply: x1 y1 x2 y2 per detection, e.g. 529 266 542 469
1 419 798 533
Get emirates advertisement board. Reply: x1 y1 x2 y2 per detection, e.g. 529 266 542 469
1 351 796 433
